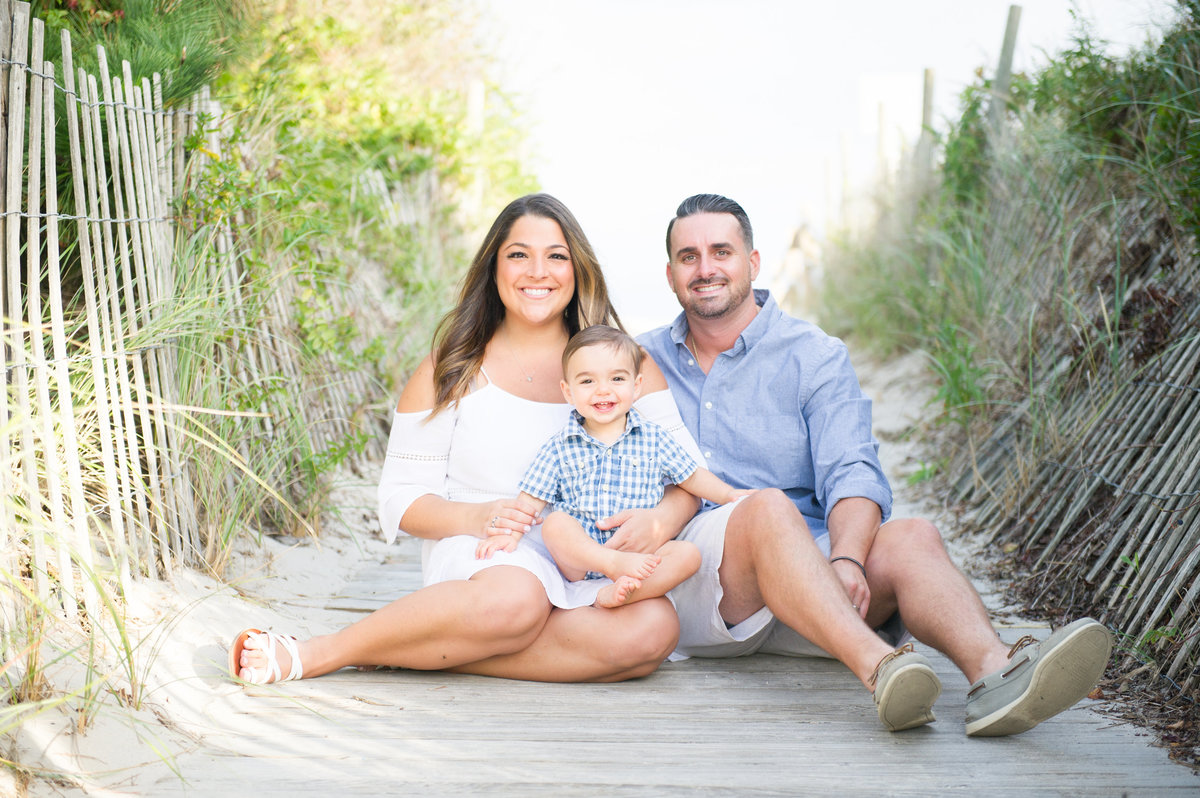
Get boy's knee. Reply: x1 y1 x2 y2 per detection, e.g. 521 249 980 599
541 511 577 543
660 539 702 578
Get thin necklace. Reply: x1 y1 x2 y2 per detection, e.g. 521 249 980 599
685 331 701 366
505 336 535 383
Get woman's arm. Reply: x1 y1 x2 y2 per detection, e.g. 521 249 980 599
380 355 539 542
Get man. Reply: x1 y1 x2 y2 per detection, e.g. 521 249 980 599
637 193 1111 735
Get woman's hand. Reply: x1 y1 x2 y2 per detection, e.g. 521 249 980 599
480 496 543 539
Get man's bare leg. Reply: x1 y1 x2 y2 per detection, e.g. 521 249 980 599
866 517 1111 736
863 518 1012 683
716 489 896 688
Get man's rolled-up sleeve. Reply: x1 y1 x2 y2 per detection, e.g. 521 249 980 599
805 340 893 523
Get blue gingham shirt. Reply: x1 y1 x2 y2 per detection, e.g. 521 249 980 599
519 407 698 546
638 289 891 537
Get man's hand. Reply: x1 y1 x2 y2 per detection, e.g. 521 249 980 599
827 497 882 620
596 507 670 554
831 557 871 619
599 485 699 553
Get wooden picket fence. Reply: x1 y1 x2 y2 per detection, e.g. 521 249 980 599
1 0 402 646
947 166 1200 691
840 6 1200 692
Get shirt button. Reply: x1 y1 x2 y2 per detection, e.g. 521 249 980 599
688 359 695 366
704 451 712 459
705 401 713 410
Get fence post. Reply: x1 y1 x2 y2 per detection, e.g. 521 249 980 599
989 4 1022 133
914 68 935 191
4 3 49 603
88 54 150 573
42 57 101 618
62 30 132 598
0 0 12 663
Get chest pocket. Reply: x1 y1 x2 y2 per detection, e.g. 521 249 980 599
560 447 658 511
558 446 601 489
614 451 659 504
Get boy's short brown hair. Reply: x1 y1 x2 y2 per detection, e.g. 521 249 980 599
562 325 644 377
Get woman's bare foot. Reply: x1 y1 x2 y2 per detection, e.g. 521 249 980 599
594 575 643 608
600 551 660 581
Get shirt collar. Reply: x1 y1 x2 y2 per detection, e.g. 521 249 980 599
565 406 644 443
668 288 779 354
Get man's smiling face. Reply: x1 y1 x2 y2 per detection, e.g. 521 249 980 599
665 212 760 320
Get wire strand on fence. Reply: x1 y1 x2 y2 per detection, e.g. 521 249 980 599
0 55 200 117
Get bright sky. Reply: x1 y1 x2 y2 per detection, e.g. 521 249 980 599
478 0 1178 333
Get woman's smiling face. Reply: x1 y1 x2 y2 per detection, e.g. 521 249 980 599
495 214 576 327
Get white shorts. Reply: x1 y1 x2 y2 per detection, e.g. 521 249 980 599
667 502 909 661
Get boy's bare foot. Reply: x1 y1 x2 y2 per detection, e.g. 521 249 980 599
601 551 660 581
595 575 643 608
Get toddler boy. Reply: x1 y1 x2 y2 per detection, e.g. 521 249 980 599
477 325 752 608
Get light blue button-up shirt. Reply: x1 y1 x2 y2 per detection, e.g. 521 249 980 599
639 290 891 537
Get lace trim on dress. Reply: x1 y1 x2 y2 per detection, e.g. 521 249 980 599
656 419 688 435
386 451 448 462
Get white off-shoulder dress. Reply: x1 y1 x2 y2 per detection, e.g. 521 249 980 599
377 373 702 610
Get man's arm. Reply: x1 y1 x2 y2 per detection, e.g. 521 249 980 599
597 484 699 554
826 496 882 618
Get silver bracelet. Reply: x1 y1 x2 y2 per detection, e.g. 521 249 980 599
830 555 867 579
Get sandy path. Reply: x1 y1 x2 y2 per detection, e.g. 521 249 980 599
10 352 1195 795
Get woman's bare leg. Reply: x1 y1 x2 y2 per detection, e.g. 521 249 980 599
235 566 551 682
453 596 680 682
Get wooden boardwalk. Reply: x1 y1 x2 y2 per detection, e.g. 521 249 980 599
20 357 1200 796
32 536 1188 798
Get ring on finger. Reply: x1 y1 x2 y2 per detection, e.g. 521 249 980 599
492 516 499 526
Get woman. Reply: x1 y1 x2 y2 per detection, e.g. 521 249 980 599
231 194 699 684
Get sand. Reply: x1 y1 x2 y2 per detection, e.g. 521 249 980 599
8 351 1014 795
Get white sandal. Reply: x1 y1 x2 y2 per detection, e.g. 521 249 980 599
229 628 304 684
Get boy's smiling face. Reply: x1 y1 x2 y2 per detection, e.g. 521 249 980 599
560 343 644 432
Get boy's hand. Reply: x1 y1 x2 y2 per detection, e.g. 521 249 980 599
476 532 522 559
726 488 758 503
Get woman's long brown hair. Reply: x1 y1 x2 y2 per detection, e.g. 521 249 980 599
429 194 623 415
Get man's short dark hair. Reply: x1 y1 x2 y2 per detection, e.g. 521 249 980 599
665 194 754 257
